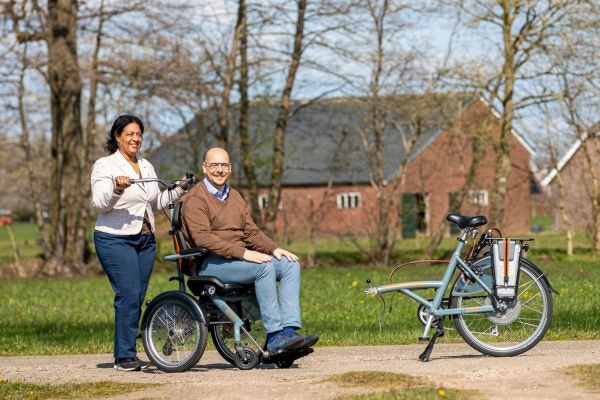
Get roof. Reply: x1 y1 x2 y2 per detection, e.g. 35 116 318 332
150 93 532 186
540 128 600 187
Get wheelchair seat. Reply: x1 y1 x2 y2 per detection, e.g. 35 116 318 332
187 275 253 296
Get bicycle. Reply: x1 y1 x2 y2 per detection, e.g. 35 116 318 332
364 214 557 362
132 174 311 372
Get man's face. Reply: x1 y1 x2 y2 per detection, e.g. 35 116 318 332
202 149 231 189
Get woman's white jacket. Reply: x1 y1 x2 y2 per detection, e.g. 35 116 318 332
91 151 183 235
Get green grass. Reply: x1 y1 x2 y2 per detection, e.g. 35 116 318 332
326 371 477 400
0 380 154 399
565 364 600 390
1 223 599 355
0 224 43 266
0 247 599 355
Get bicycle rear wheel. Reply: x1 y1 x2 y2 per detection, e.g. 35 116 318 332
451 260 552 357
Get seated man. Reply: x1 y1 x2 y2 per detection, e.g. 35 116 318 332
180 147 318 353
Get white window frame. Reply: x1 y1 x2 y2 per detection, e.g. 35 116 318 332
336 192 361 209
257 194 269 210
468 189 488 206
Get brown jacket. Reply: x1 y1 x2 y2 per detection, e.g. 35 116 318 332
180 182 277 260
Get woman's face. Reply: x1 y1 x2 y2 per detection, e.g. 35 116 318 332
117 123 143 159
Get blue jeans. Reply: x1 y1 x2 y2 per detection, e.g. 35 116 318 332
199 254 301 333
94 231 156 359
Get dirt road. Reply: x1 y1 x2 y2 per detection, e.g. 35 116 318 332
1 340 599 399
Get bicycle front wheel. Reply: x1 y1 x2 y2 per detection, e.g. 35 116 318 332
451 260 553 357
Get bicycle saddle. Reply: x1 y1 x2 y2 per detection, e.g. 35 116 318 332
446 214 487 229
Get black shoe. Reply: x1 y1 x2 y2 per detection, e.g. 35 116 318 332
114 357 142 371
136 357 150 370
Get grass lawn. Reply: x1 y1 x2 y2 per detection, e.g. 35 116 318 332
0 238 599 355
1 222 599 355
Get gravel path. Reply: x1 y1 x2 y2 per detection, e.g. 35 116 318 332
1 340 599 399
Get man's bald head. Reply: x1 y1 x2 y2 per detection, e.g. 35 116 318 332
204 147 230 164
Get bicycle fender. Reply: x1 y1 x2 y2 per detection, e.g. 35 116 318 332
140 290 208 330
520 258 560 295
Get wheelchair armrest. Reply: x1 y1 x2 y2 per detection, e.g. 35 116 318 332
179 246 208 256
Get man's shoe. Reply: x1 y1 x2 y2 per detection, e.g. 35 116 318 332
294 334 319 349
114 358 142 371
266 331 303 353
284 331 318 350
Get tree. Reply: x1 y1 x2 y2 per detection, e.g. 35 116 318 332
5 0 88 275
261 0 307 235
443 1 587 228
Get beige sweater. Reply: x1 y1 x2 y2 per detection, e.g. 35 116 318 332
180 182 277 260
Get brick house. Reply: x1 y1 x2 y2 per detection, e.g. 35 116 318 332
540 130 600 230
152 93 534 238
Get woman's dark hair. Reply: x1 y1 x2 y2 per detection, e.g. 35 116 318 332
104 114 145 154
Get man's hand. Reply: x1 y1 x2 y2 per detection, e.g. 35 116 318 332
243 249 272 264
273 248 299 262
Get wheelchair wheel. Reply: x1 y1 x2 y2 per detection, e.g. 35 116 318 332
142 292 208 372
210 300 266 365
234 348 259 370
451 259 553 357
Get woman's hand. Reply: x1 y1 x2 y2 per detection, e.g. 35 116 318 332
113 176 131 195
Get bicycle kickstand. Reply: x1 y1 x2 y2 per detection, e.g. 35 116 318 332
418 321 444 362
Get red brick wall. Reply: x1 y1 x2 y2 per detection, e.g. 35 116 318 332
549 137 600 230
267 100 532 237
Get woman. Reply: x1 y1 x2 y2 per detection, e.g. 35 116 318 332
91 115 187 371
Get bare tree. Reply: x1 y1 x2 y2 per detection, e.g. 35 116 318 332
443 1 587 227
262 0 308 235
5 0 88 275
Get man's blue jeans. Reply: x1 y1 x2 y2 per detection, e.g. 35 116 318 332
199 255 301 333
94 231 156 359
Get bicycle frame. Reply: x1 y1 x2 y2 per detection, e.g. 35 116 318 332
365 227 495 340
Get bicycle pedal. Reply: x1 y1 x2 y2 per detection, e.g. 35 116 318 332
419 336 430 341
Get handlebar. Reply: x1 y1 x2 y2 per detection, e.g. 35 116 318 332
130 172 196 190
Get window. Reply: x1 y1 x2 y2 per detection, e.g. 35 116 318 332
257 195 268 210
337 192 361 209
468 189 488 206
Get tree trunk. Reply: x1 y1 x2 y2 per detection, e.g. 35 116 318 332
489 5 515 228
236 0 261 223
17 46 52 259
264 0 306 235
46 0 87 275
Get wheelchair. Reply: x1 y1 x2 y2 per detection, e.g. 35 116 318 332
136 175 312 372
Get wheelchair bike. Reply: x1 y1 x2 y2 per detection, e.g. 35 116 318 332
133 174 312 372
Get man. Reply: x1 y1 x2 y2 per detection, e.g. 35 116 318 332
180 147 318 353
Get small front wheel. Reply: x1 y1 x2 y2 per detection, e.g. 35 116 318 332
234 348 259 370
451 260 553 357
142 294 208 372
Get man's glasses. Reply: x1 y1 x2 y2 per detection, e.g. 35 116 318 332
204 162 231 171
